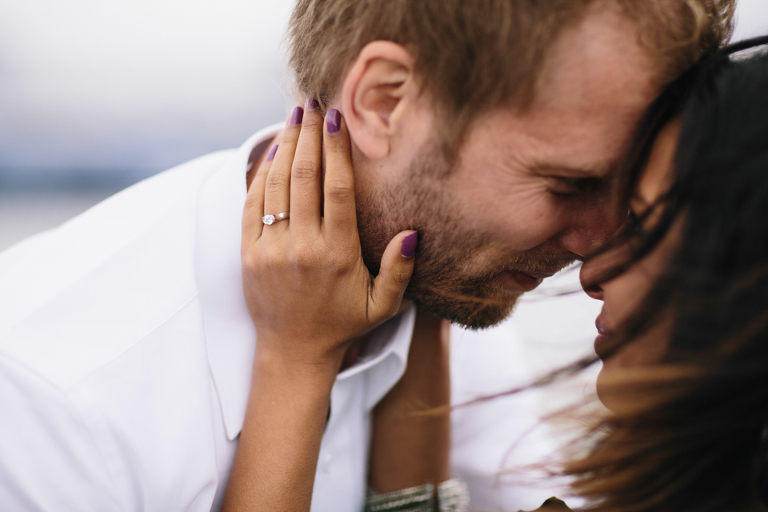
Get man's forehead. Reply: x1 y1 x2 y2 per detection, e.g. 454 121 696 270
534 3 659 107
465 113 623 179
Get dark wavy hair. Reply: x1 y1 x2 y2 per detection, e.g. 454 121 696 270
563 36 768 512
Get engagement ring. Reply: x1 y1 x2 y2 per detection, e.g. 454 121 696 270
262 211 290 225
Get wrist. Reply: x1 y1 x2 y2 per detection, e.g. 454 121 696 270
254 341 342 385
249 353 337 418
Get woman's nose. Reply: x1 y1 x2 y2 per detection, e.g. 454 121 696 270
580 260 605 301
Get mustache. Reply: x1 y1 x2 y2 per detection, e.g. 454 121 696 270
412 246 576 288
499 253 577 279
425 254 576 296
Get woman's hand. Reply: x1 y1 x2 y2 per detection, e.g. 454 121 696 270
222 104 418 512
241 104 417 373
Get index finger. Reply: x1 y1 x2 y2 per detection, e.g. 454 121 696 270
322 109 358 241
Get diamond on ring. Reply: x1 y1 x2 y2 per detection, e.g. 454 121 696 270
262 211 289 226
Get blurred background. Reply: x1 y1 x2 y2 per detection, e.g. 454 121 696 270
1 1 766 509
1 0 766 251
0 0 293 249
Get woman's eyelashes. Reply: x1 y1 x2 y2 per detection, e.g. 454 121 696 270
625 209 647 236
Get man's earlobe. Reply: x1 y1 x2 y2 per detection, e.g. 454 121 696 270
341 41 418 161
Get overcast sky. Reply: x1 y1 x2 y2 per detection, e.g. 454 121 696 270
0 0 766 181
0 0 294 178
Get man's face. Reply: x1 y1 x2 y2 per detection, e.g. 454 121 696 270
355 5 661 329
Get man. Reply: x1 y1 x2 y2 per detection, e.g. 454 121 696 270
0 0 732 511
285 0 733 329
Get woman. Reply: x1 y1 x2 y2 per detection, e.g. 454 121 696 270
223 37 768 511
566 37 768 511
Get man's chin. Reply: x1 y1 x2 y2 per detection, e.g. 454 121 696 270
408 292 519 330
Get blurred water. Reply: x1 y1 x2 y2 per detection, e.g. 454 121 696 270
0 191 114 251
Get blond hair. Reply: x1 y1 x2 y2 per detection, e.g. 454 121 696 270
288 0 734 154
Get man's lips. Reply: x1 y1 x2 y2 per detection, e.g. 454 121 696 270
499 269 558 292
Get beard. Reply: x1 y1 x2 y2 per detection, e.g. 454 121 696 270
356 141 574 330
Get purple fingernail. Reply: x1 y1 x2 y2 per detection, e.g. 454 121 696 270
289 106 304 126
327 109 341 134
401 232 418 258
266 144 278 161
306 98 320 111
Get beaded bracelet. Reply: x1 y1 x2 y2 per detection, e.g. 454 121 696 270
365 477 469 512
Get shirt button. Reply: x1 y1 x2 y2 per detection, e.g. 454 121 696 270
321 453 333 473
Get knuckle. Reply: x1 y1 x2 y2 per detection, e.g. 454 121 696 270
325 181 354 203
392 268 412 284
328 252 354 274
241 247 256 270
243 245 273 275
265 245 287 269
300 114 323 132
291 160 319 182
289 243 319 272
266 172 289 190
243 194 262 213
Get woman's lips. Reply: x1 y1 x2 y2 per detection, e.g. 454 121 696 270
594 315 613 358
596 316 610 335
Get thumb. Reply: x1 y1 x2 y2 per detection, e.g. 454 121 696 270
369 231 418 322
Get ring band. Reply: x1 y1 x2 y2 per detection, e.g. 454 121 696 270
263 211 289 225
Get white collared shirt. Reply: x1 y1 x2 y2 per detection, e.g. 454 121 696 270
0 124 416 512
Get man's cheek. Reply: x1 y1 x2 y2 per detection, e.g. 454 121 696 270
486 198 565 250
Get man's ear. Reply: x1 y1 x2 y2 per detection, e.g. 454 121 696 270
340 41 420 161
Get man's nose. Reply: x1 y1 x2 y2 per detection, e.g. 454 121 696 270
559 201 624 260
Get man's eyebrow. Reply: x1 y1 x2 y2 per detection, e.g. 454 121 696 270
530 163 614 179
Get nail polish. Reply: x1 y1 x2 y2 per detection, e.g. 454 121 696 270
289 106 304 126
327 109 341 134
307 98 320 111
401 232 418 258
266 144 279 161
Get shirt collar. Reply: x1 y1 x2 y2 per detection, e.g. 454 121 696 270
339 305 416 410
195 124 415 440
